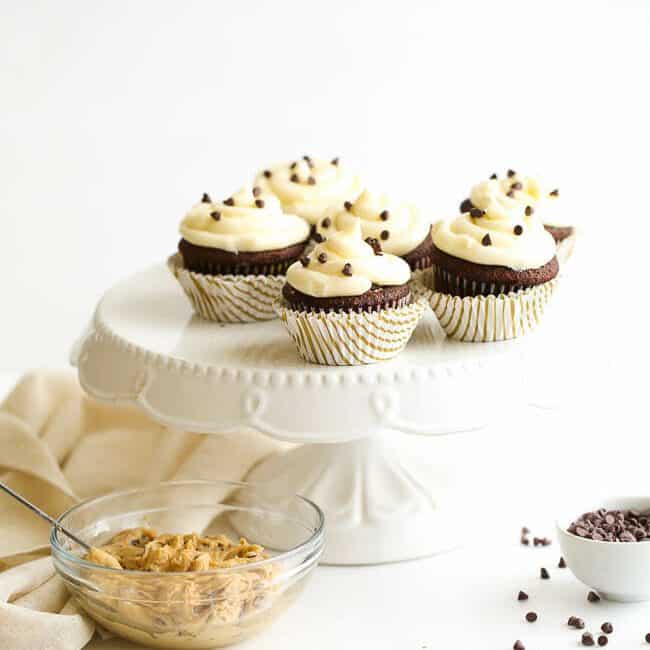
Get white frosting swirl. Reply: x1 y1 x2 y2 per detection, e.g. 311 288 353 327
435 177 556 270
286 218 411 297
180 187 310 253
319 189 432 257
255 157 363 225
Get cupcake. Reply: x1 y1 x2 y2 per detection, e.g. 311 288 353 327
422 176 559 342
276 217 426 365
170 186 310 322
254 156 363 230
315 189 435 272
460 170 575 264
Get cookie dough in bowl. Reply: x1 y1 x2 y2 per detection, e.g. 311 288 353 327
51 481 324 649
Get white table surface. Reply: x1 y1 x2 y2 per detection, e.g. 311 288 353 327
3 363 650 650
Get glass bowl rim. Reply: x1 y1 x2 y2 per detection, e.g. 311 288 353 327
50 479 325 577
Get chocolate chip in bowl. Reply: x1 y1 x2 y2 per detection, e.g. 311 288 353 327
557 497 650 602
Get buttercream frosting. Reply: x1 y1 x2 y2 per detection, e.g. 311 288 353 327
319 189 432 257
180 187 310 253
255 157 363 225
435 176 556 270
286 217 411 297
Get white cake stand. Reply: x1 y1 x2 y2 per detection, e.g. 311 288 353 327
72 264 554 564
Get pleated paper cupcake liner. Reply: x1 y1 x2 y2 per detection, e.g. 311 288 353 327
414 273 558 342
275 299 427 366
168 254 285 323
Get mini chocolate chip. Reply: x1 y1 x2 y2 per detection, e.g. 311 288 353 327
300 256 310 267
517 591 529 601
525 205 534 216
318 252 327 263
255 199 265 208
514 225 524 236
223 197 235 206
511 181 523 190
507 169 516 177
521 527 530 535
210 210 221 221
342 263 353 277
331 157 339 166
344 201 353 211
601 622 613 634
570 617 586 630
470 207 486 218
263 170 272 178
290 161 297 169
313 232 325 244
588 591 601 603
380 230 390 241
521 536 529 545
645 632 650 643
506 189 515 197
252 186 262 197
290 173 299 183
597 636 608 647
481 233 492 246
365 237 383 255
525 612 537 623
460 198 473 213
303 154 312 164
321 217 331 228
549 188 559 197
541 538 552 546
201 192 211 203
307 176 316 185
380 209 390 221
582 632 595 646
490 173 498 179
513 641 525 650
558 557 567 568
568 616 578 627
540 567 549 579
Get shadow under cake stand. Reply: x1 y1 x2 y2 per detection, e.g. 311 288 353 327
72 264 537 565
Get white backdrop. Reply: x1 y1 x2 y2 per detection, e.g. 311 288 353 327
2 0 649 369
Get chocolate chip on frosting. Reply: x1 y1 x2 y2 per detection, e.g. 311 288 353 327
303 155 314 168
525 205 534 216
380 230 390 241
307 176 316 185
300 256 310 267
365 237 383 255
201 193 211 203
318 252 327 263
507 169 516 178
558 557 567 568
290 161 298 170
549 188 560 197
223 197 235 206
255 199 265 208
540 567 550 579
517 591 529 601
588 591 601 603
290 173 300 183
470 207 486 218
321 217 332 229
481 233 492 246
210 210 221 221
263 170 272 178
490 173 498 179
514 225 524 236
511 181 523 190
331 157 340 166
252 186 262 197
313 232 325 244
344 201 353 211
380 210 390 221
506 190 515 198
525 612 537 623
342 263 353 276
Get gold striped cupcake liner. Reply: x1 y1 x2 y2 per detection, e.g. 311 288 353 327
414 273 557 342
168 254 285 323
275 299 427 366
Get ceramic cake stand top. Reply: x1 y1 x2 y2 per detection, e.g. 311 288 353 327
72 264 529 443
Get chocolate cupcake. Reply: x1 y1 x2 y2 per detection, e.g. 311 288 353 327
460 171 576 265
255 156 363 229
418 176 559 342
170 186 310 322
276 217 425 365
316 190 435 272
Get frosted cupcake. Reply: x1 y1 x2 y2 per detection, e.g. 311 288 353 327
255 156 363 229
170 186 310 322
316 189 434 272
460 170 575 264
422 176 559 341
276 218 425 365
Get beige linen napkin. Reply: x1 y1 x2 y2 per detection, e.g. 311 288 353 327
0 370 283 650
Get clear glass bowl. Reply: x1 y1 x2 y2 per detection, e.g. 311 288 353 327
51 480 324 649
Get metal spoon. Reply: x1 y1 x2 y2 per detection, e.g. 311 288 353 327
0 481 91 552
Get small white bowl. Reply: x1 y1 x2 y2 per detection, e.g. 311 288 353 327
556 496 650 602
